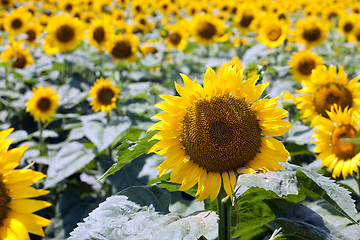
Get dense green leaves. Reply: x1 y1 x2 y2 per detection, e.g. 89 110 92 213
69 192 218 240
98 131 159 181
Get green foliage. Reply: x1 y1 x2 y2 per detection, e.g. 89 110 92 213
98 131 159 181
69 188 218 240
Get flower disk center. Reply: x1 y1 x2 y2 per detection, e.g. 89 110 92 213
169 32 182 45
314 83 353 118
11 18 22 29
267 27 282 41
37 97 51 112
181 95 262 173
239 14 253 27
98 88 114 105
56 24 75 43
93 26 105 43
197 22 216 39
302 27 321 42
298 58 315 76
111 40 132 59
12 53 26 69
0 180 9 226
332 124 357 160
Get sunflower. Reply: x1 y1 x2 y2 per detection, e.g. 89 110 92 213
0 0 12 9
292 17 329 48
192 14 226 46
217 57 242 77
313 105 360 179
166 23 188 51
89 77 120 114
22 22 42 47
106 34 138 63
0 128 51 239
87 18 114 52
234 4 257 34
26 87 60 123
337 13 357 37
45 15 85 53
4 8 32 35
256 16 289 48
58 0 79 13
288 50 323 82
1 43 34 69
148 66 290 201
292 65 360 124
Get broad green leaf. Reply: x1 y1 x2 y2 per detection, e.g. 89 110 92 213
82 115 131 152
118 185 171 213
264 198 350 240
98 131 159 181
68 195 218 240
45 142 96 188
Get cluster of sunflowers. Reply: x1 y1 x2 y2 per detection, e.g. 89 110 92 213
0 0 359 239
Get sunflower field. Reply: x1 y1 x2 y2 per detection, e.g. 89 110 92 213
1 0 360 239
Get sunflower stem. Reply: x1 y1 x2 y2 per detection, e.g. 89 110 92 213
217 187 231 240
37 119 45 156
106 112 112 157
356 166 360 196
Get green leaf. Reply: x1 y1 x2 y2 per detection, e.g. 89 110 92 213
286 164 358 223
82 115 131 152
97 131 159 181
68 195 218 240
118 185 171 213
264 198 351 240
45 142 96 188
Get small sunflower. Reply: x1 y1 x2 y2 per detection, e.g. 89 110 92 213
192 14 226 45
26 87 60 123
140 40 158 56
234 4 257 34
106 34 138 63
45 15 85 53
148 66 290 201
337 13 357 37
22 22 42 47
288 50 323 82
293 65 360 124
166 23 188 51
87 18 114 52
256 16 289 48
4 8 31 35
58 0 79 13
0 0 12 9
0 128 51 239
293 17 329 48
89 77 120 114
1 43 34 69
313 105 360 179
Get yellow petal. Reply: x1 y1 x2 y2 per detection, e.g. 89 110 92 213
9 199 51 214
209 172 221 202
222 172 232 199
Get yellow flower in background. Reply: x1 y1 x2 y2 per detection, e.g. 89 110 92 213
106 34 138 63
166 23 188 51
313 106 360 179
140 40 158 56
148 66 290 202
217 57 242 76
1 43 34 69
22 22 42 47
256 16 289 48
87 18 114 52
45 15 85 53
234 4 257 34
89 77 120 114
292 65 360 124
26 87 60 123
338 13 357 37
0 0 12 9
58 0 79 13
4 8 32 35
293 17 329 48
192 14 226 46
0 128 51 238
289 50 323 82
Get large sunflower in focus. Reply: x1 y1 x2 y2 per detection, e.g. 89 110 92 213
148 66 290 201
192 14 226 45
106 34 138 63
89 77 120 114
313 106 360 179
87 18 114 52
289 50 323 82
292 65 360 124
26 87 59 123
1 43 34 69
293 17 329 48
45 15 85 53
0 128 51 238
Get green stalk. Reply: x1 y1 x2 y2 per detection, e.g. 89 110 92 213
107 112 112 157
217 187 231 240
356 166 360 196
37 119 44 156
